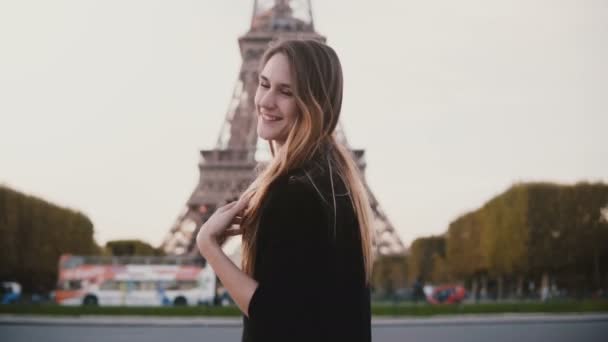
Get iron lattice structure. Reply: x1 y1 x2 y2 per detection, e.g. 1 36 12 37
161 0 406 261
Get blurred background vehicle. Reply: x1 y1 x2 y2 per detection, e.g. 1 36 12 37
0 281 22 304
427 284 467 304
54 254 216 307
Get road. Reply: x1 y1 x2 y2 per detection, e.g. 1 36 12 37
1 314 607 342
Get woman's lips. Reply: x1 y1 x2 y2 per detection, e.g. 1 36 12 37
261 113 283 122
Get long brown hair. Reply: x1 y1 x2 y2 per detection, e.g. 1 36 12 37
240 39 375 284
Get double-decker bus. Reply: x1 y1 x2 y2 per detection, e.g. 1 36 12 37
54 254 216 306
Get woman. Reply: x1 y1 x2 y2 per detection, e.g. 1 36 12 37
196 39 374 342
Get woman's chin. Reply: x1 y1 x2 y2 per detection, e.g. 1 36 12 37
257 126 281 142
257 129 272 141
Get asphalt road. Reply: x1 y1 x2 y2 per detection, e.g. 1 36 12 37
1 314 607 342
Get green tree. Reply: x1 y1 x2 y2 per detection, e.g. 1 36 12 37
0 186 100 293
105 239 165 256
443 181 608 299
407 236 445 284
372 254 408 296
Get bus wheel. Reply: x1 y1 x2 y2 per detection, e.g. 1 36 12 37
174 296 187 306
83 295 98 306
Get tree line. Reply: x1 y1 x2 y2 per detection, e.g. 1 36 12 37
0 185 99 293
3 181 606 298
0 185 162 293
373 182 608 299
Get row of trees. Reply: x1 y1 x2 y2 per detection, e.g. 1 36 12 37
373 182 608 299
0 185 99 293
104 239 165 257
0 185 163 293
3 180 606 298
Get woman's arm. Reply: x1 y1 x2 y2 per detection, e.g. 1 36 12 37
198 239 258 317
196 195 258 317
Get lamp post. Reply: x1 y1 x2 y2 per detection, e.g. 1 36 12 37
600 205 608 224
594 205 608 292
542 229 561 301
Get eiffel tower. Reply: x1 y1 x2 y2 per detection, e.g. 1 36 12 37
161 0 405 260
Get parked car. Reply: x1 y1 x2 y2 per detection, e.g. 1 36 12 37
427 284 466 304
0 281 22 304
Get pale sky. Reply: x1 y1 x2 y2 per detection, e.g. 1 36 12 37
1 0 607 250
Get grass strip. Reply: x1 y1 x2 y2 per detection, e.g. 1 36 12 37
371 300 608 316
1 300 607 317
0 304 241 317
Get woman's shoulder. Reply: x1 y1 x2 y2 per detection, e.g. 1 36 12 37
289 159 349 201
258 168 331 240
258 165 333 221
267 168 324 206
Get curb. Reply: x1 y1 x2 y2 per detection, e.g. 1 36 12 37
0 315 242 327
372 313 608 327
1 313 607 327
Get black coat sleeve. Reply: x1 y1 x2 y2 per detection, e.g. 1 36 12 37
247 179 333 340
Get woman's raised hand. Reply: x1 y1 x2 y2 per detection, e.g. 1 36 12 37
196 193 252 256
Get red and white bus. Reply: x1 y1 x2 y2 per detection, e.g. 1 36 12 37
54 254 216 306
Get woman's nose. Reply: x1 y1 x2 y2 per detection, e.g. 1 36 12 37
258 89 276 109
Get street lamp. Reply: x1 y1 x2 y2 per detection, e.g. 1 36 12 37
592 204 608 293
600 205 608 223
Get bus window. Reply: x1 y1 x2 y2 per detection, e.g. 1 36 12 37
140 281 156 291
57 280 82 290
126 281 140 291
165 281 179 291
61 256 84 269
178 280 197 290
100 280 120 291
158 280 172 290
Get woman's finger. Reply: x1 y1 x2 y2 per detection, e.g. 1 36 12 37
219 201 238 212
224 228 243 236
230 194 252 214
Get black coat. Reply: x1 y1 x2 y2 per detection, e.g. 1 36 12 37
242 162 371 342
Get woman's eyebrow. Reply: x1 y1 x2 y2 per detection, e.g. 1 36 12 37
259 74 292 88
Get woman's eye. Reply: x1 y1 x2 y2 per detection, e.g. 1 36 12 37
281 90 293 96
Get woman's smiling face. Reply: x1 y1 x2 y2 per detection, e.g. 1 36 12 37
254 53 299 146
